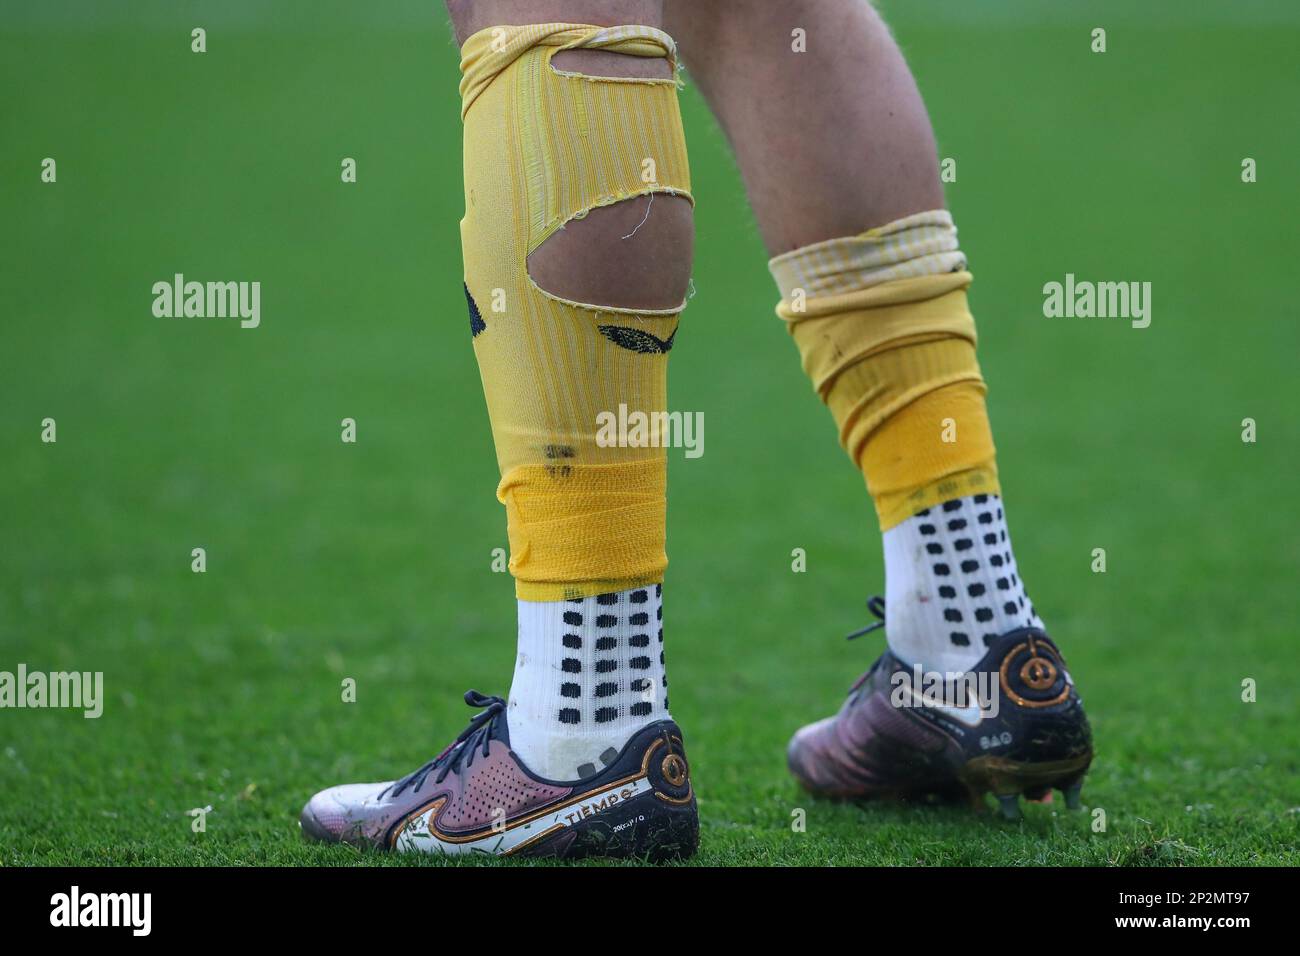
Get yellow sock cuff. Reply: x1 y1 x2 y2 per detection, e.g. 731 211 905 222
780 276 978 395
460 24 690 597
769 209 967 301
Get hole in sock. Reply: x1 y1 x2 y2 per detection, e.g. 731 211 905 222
550 48 673 81
526 50 692 312
529 194 694 311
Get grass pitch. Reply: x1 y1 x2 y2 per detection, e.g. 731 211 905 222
1 1 1297 866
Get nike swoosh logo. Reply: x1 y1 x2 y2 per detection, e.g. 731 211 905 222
901 685 985 727
597 325 675 354
391 776 653 855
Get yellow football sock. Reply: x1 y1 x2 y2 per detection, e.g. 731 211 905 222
770 211 1000 530
459 23 692 600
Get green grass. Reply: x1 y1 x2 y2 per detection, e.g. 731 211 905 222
1 1 1297 866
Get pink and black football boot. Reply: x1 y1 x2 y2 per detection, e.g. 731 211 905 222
301 690 697 859
788 598 1093 819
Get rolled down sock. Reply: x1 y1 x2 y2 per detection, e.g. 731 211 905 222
771 211 1042 671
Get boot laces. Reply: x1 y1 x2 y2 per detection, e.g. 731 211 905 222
383 690 506 798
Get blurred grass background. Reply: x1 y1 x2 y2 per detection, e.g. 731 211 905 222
1 0 1296 864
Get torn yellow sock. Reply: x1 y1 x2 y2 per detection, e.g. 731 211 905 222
459 23 692 599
